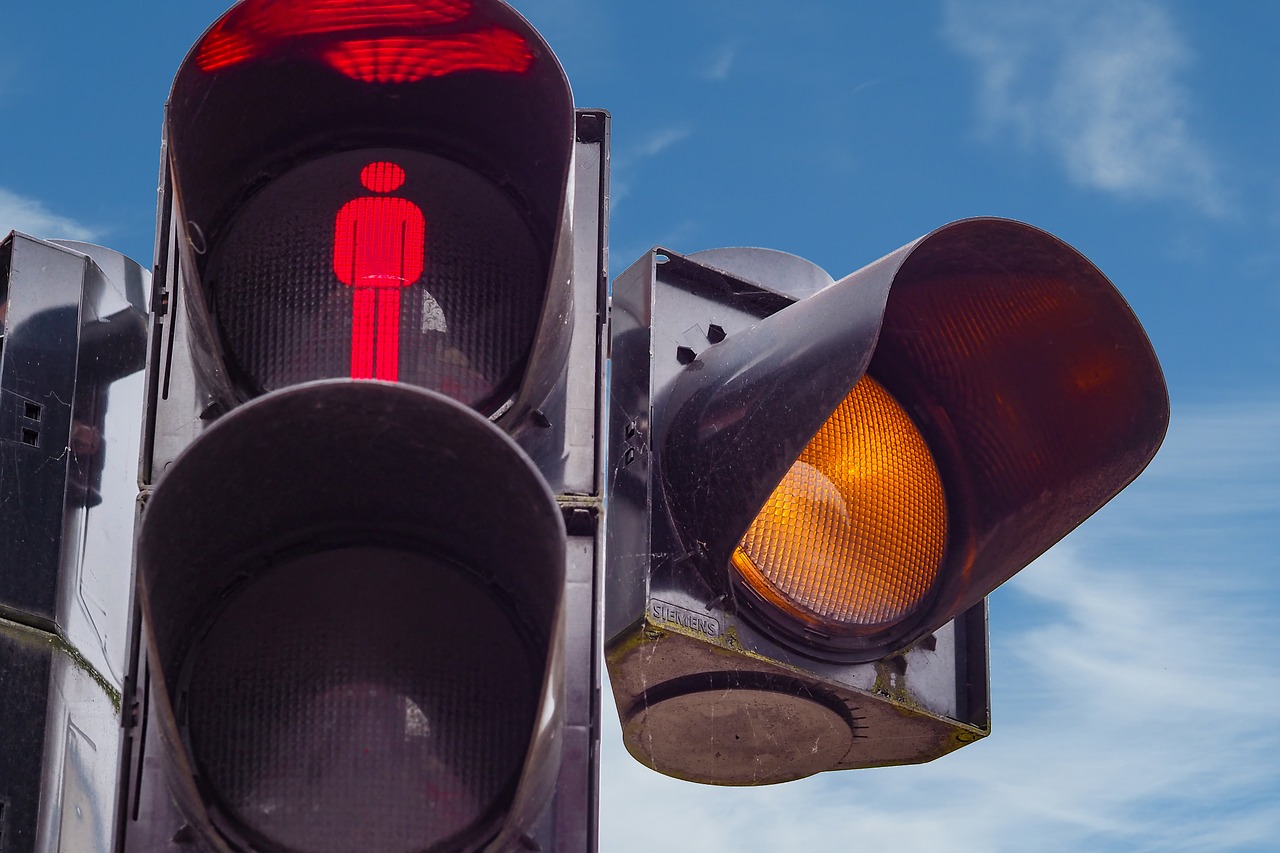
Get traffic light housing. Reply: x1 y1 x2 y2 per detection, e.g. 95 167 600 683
1 234 149 852
157 0 576 423
119 2 607 850
605 218 1168 783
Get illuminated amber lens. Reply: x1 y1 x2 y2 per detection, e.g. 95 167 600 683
732 377 947 633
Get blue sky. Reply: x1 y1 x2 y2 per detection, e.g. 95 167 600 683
4 1 1278 850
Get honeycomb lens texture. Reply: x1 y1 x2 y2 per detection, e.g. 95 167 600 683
732 377 947 633
183 547 538 853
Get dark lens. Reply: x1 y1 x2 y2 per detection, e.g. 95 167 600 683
182 546 539 852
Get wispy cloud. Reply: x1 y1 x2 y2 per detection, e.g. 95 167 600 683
636 126 693 159
0 187 98 242
600 399 1280 851
942 0 1226 216
1119 399 1280 521
704 44 737 81
611 125 694 211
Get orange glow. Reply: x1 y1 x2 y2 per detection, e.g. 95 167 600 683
732 376 947 633
1069 354 1119 392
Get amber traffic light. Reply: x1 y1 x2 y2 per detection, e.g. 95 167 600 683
604 218 1168 783
731 375 949 638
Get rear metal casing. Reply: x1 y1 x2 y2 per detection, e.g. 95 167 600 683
605 248 991 784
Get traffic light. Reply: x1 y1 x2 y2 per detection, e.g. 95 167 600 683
1 233 149 852
119 2 607 850
605 218 1168 784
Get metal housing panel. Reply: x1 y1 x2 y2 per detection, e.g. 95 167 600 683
0 234 149 853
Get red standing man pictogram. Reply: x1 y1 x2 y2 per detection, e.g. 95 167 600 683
333 161 427 381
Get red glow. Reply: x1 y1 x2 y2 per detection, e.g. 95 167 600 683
197 0 470 70
360 161 407 193
193 0 532 81
323 30 533 82
196 18 259 71
333 162 427 381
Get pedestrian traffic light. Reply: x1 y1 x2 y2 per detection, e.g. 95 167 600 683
119 2 607 850
604 218 1168 784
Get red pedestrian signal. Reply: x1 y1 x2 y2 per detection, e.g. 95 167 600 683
201 145 547 409
332 160 428 381
119 1 607 850
604 219 1168 784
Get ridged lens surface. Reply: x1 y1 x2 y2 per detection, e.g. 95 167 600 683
183 547 537 852
204 147 544 414
732 376 947 633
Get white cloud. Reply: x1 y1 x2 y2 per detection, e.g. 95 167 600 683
0 187 98 242
599 399 1280 851
943 0 1226 215
1131 399 1280 517
610 126 694 213
704 44 737 81
636 126 692 159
